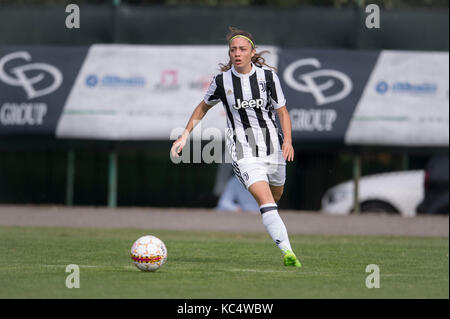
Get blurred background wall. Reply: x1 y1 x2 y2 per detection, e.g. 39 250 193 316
0 1 448 50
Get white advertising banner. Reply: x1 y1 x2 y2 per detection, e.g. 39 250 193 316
56 45 278 140
345 50 449 146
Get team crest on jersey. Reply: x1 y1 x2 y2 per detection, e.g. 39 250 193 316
259 81 267 92
243 172 249 181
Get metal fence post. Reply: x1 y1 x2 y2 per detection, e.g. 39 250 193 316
66 149 75 206
402 152 409 170
353 152 361 214
108 150 118 208
112 0 121 43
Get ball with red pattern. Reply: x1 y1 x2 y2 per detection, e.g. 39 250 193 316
130 235 167 272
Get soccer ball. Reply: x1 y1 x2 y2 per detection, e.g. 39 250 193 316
130 235 167 272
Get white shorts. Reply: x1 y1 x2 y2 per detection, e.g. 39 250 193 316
231 157 286 190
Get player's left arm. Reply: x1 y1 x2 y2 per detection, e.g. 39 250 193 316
275 106 294 162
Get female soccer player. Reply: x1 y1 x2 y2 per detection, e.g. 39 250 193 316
171 27 301 268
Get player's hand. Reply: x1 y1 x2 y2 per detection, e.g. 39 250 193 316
282 141 294 162
171 136 187 158
171 137 187 158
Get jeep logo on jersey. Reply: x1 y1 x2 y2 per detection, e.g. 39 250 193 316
0 51 63 100
283 58 352 106
232 98 264 110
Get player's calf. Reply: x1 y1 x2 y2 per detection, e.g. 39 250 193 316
269 185 284 203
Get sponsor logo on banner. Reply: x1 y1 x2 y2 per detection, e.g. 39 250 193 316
83 69 211 94
155 69 180 91
1 46 88 135
85 74 145 88
0 102 47 126
290 108 337 132
278 49 379 143
0 51 63 99
283 58 353 106
84 69 211 93
283 57 353 132
0 51 64 126
375 80 437 95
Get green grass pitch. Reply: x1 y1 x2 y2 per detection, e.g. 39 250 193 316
0 225 448 299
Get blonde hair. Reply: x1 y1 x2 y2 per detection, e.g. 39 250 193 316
219 26 276 72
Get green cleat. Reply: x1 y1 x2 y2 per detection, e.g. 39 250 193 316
283 251 302 268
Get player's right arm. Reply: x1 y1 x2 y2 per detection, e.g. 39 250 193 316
170 100 213 158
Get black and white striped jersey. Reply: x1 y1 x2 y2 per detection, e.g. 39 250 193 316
203 63 286 163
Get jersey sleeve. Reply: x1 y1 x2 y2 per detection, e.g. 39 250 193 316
269 71 286 109
203 76 221 106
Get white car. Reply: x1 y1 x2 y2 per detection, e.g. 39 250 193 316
321 170 425 217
